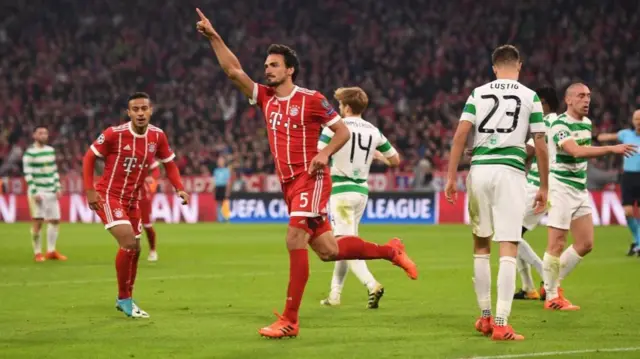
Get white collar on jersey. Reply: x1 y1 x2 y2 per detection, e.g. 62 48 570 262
128 121 148 138
275 86 299 101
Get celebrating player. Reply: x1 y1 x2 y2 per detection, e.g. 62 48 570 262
445 45 549 341
318 87 401 309
594 109 640 256
23 126 66 262
542 83 637 311
140 160 160 261
195 8 417 338
82 92 189 318
513 87 560 301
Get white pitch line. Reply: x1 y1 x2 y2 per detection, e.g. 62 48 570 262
459 346 640 359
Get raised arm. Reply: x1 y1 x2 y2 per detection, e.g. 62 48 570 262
195 8 254 98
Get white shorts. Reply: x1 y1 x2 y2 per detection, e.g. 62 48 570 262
28 192 61 221
329 192 368 236
467 165 527 242
522 182 546 231
547 177 592 230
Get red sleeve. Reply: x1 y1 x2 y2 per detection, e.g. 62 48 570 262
310 93 341 127
155 132 176 163
248 83 273 107
90 128 114 158
163 161 184 192
82 150 97 191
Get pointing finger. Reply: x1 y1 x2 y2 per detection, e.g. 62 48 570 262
196 8 207 21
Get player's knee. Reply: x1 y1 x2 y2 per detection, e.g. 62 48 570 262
49 220 60 226
623 205 634 217
575 240 593 256
473 235 491 254
547 232 567 254
316 243 339 262
286 221 311 250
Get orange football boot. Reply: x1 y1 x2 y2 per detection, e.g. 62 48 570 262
34 253 45 262
387 238 418 279
258 312 299 339
475 316 494 336
45 251 67 261
544 293 580 311
491 325 525 341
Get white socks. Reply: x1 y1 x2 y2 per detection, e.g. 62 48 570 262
330 260 349 298
518 239 543 276
473 254 492 317
516 256 535 292
543 252 561 300
559 245 582 281
330 260 378 298
46 224 59 252
495 256 517 326
347 260 377 292
31 229 42 255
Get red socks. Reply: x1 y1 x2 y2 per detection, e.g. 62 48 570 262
336 236 395 260
282 249 309 323
129 249 141 295
145 227 156 251
116 248 136 299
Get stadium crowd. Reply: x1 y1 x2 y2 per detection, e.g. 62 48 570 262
0 0 638 188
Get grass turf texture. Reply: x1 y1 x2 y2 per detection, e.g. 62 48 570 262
1 223 638 359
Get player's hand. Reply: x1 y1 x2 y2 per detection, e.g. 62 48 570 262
309 152 329 175
86 189 103 211
610 144 638 157
177 190 190 205
145 176 154 185
34 194 42 204
195 8 218 39
533 188 548 215
463 148 473 157
444 180 457 204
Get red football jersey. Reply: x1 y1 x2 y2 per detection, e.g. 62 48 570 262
250 84 341 183
90 122 175 204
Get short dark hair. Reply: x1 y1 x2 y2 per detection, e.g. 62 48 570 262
535 86 560 112
128 92 151 104
33 125 47 133
491 45 520 66
267 44 300 81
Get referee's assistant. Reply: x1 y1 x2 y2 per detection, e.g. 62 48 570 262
597 110 640 255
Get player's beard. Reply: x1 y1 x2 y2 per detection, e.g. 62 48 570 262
266 76 285 87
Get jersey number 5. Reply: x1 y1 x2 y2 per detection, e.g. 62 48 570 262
350 133 373 164
478 94 521 134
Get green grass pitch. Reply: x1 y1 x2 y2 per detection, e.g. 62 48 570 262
1 223 639 359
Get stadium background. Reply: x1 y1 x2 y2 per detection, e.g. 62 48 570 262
2 2 640 359
0 0 636 225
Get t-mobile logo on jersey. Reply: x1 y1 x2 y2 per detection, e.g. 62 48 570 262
269 112 283 129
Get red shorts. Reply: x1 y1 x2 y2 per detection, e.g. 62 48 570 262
139 196 153 228
282 171 332 238
95 192 142 238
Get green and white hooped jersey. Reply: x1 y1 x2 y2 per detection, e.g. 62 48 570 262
549 112 591 191
22 144 61 195
461 79 546 172
317 116 397 196
525 113 555 186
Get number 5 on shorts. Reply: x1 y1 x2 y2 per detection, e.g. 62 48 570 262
300 192 308 208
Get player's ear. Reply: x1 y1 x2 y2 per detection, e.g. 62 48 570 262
491 65 497 76
516 61 522 72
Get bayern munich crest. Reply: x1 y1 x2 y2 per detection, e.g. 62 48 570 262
148 142 156 153
114 208 123 218
289 105 300 116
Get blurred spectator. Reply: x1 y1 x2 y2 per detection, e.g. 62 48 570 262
0 0 638 183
